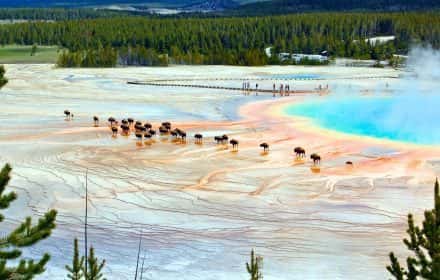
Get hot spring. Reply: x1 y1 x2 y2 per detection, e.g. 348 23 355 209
285 94 440 145
285 46 440 145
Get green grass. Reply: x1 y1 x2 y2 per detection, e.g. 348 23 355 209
0 45 59 63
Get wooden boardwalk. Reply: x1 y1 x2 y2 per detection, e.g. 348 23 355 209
127 81 329 95
127 74 398 95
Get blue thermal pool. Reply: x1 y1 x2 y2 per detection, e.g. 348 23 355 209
269 73 323 80
285 96 440 145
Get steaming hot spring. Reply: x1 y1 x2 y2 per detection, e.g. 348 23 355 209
284 49 440 146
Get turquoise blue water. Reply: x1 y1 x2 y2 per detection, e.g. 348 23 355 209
285 96 440 145
270 74 322 80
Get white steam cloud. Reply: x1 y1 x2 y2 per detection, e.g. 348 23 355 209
382 46 440 144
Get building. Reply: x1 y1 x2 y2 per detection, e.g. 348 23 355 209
291 53 328 63
278 52 291 61
277 52 329 63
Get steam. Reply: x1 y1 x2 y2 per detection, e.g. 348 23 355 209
382 46 440 144
406 46 440 82
289 46 440 144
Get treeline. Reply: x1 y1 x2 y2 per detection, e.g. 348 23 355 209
1 12 439 66
167 47 268 65
57 46 169 67
57 46 268 67
118 46 168 66
57 46 118 67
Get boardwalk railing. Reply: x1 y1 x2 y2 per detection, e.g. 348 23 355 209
127 81 330 95
128 75 398 83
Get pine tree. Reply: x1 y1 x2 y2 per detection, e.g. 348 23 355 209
30 44 37 56
83 246 106 280
387 178 440 279
66 238 85 280
0 65 7 89
246 249 263 280
0 164 57 279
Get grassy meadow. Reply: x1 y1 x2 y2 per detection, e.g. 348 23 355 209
0 45 59 63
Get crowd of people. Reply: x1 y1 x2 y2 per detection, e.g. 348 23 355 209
241 81 328 97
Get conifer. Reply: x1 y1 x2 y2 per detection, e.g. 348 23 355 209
246 249 263 280
0 164 57 279
66 238 85 280
0 65 7 89
387 179 440 279
83 246 106 280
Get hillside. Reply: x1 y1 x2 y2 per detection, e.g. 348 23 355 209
0 0 191 8
231 0 440 14
1 0 437 13
0 0 244 8
0 0 437 15
183 0 238 11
